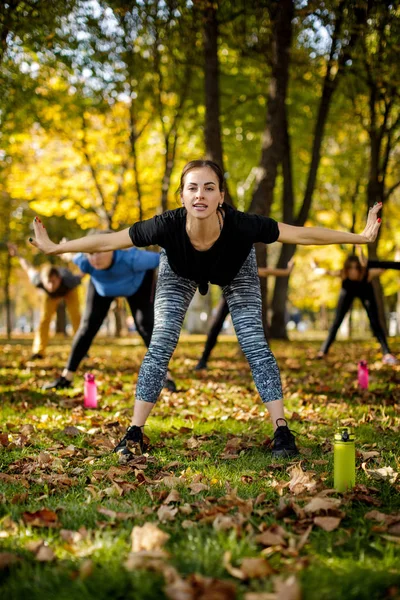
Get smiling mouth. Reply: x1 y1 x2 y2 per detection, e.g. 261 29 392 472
193 203 208 209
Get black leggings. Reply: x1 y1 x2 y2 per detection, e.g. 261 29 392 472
66 270 155 372
199 297 229 363
320 285 390 355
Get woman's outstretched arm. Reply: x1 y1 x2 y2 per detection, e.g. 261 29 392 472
277 203 381 245
29 217 133 255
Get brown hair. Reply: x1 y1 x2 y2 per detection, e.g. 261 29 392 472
41 264 60 280
341 255 366 280
178 160 225 194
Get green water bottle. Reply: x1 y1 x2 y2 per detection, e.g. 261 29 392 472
334 428 355 492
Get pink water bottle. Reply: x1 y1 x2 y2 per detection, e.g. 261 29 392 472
84 373 97 408
358 360 369 390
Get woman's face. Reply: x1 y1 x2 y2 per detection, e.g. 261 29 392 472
181 167 224 220
87 250 114 270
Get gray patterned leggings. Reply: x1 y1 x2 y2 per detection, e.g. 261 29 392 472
135 248 283 404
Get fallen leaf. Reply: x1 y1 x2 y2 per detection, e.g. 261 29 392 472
164 489 181 504
157 505 178 523
287 464 317 495
256 527 287 547
303 497 341 515
62 426 82 437
22 508 59 528
313 516 341 532
223 551 272 580
240 557 273 579
362 465 398 484
188 483 209 495
131 522 169 553
35 544 55 562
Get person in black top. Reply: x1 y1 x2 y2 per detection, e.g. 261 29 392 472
29 160 382 459
314 249 399 364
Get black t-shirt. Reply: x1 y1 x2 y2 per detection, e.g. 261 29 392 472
342 271 372 298
129 203 280 293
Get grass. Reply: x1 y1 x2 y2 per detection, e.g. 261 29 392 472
0 334 400 599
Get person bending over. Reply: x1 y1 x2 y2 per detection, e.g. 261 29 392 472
29 160 381 459
8 243 82 359
42 237 176 392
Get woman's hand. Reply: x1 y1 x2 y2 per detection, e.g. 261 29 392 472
29 217 59 255
287 258 295 273
359 202 382 242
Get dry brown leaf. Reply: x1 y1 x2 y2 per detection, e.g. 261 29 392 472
131 522 169 553
188 483 209 495
38 452 53 466
165 573 237 600
164 489 181 504
181 520 195 529
256 525 287 547
364 510 400 525
62 426 82 437
20 424 35 435
303 497 341 515
313 516 341 532
0 433 10 446
240 557 273 579
362 465 398 484
359 450 380 461
157 505 178 523
35 544 55 562
213 514 245 532
287 464 317 495
223 551 272 580
22 508 59 528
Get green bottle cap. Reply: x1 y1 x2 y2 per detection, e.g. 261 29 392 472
335 428 355 442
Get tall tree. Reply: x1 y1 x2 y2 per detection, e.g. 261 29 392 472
248 0 293 333
270 0 370 338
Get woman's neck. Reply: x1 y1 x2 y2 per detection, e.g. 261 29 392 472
186 211 222 251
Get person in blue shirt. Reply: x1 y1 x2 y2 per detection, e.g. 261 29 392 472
43 237 176 392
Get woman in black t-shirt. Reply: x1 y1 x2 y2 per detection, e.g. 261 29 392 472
314 252 399 364
29 160 382 459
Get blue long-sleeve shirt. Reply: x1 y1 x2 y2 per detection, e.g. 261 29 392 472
73 248 159 297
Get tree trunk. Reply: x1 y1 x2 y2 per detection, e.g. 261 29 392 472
5 250 12 338
249 0 293 335
203 1 233 206
270 1 369 338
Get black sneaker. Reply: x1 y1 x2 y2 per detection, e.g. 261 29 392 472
42 376 72 390
271 419 299 458
194 358 208 371
113 425 147 459
163 375 177 393
31 353 44 360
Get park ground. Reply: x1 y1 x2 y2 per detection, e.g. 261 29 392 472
0 334 399 600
